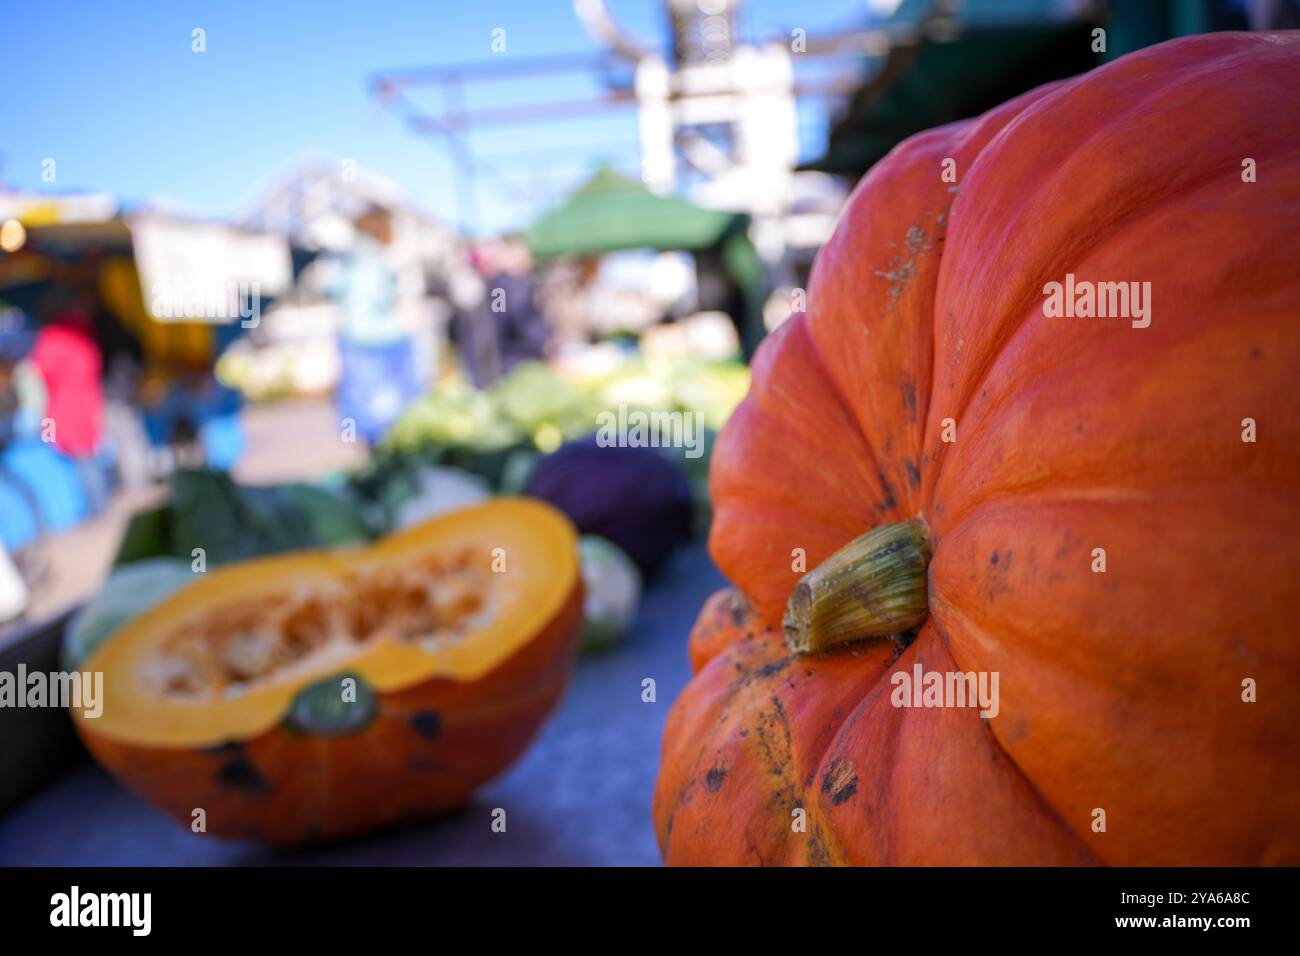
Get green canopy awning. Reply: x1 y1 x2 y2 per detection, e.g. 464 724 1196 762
525 167 768 358
525 168 742 258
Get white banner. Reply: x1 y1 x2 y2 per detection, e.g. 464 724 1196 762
131 214 292 323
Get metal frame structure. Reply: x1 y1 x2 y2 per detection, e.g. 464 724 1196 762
367 1 937 235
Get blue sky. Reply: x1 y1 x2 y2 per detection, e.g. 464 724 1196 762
0 0 876 234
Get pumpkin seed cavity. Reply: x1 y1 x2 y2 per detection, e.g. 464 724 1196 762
141 550 500 699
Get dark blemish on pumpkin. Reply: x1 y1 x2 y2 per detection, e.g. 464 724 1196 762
986 549 1014 603
726 595 750 627
821 758 858 806
771 697 793 745
1250 347 1261 360
806 827 833 866
900 381 918 422
1055 532 1083 560
879 474 898 511
751 657 792 681
905 460 921 489
705 766 727 792
410 711 442 740
407 756 440 772
216 754 270 794
753 695 796 788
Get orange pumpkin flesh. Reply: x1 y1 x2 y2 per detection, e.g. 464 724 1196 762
72 499 583 845
656 33 1300 866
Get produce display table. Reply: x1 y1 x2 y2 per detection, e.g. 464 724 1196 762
0 546 724 866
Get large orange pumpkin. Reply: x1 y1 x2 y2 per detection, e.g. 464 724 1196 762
655 33 1300 866
72 499 582 845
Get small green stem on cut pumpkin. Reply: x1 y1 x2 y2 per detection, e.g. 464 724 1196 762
783 518 931 655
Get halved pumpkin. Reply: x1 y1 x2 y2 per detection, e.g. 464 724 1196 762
71 498 583 845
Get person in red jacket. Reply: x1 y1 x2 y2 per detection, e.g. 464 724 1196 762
30 304 102 456
29 300 107 510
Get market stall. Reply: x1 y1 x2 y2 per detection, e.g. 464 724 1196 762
525 167 768 359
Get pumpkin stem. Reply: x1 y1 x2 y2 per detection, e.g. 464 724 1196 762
285 672 378 736
783 518 931 654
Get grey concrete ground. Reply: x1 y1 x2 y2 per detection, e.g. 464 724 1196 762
0 544 724 866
